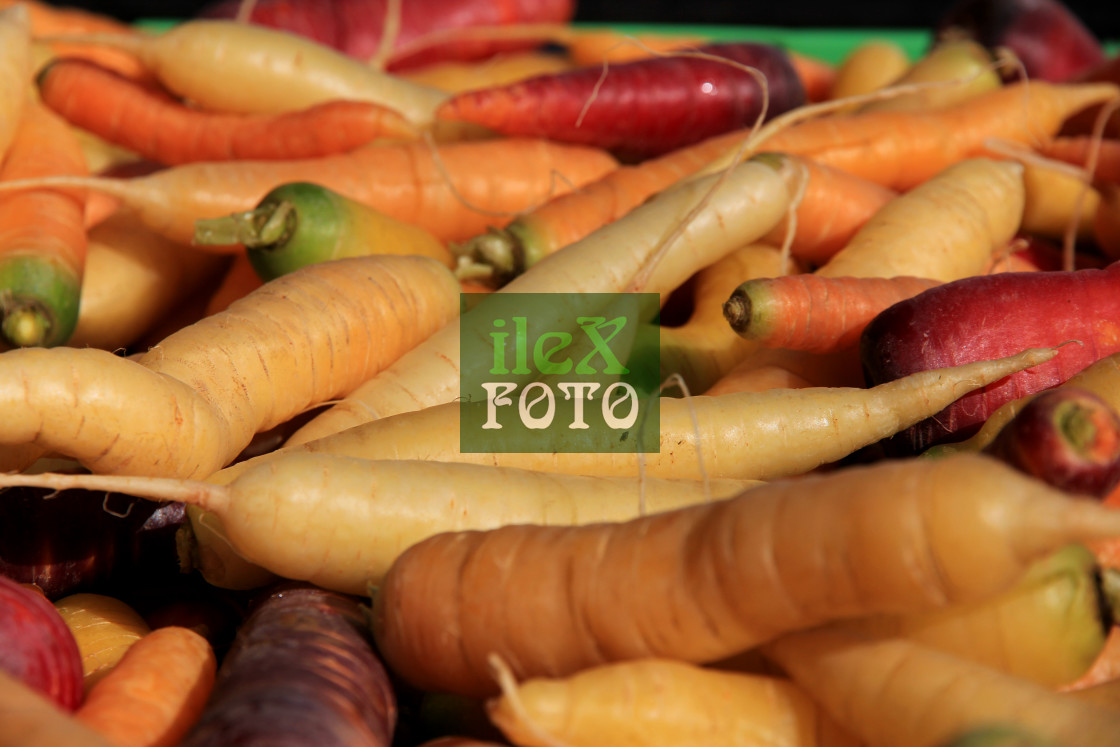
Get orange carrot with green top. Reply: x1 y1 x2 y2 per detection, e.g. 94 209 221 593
723 274 942 354
0 95 89 349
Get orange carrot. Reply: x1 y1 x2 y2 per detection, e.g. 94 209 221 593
788 50 837 103
561 28 708 66
455 81 1112 285
369 452 1120 696
202 253 262 316
1038 135 1120 184
722 274 942 354
38 57 421 167
0 96 89 349
0 669 115 747
0 137 618 247
12 0 148 82
75 626 217 747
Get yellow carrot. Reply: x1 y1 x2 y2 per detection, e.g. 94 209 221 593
486 657 860 747
762 625 1120 747
53 593 151 692
0 4 32 163
0 669 115 747
0 254 461 478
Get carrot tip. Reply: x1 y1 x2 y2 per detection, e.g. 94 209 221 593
722 289 753 336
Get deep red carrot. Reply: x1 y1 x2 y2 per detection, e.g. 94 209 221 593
37 58 419 166
0 96 89 349
435 42 807 161
177 583 396 747
723 274 942 354
197 0 575 70
861 262 1120 454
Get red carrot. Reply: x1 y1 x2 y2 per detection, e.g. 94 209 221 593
861 262 1120 454
1038 135 1120 184
197 0 575 70
435 42 807 161
37 58 419 166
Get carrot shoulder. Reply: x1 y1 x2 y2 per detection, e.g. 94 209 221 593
0 95 89 348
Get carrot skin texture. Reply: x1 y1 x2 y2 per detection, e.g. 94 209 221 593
763 625 1120 747
178 584 396 747
437 42 806 160
75 626 217 747
860 263 1120 454
37 58 420 166
0 254 462 478
370 452 1120 696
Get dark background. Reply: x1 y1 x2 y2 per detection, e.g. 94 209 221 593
50 0 1120 39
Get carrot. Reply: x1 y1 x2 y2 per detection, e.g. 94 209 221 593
435 42 807 161
788 50 837 104
0 4 32 165
657 242 794 394
0 669 115 747
457 80 1111 286
837 542 1113 689
560 27 708 66
37 58 421 167
485 657 860 747
861 262 1120 454
1036 135 1120 184
827 39 911 102
397 49 576 93
0 453 761 595
193 180 454 281
199 0 575 70
282 152 800 444
70 211 230 352
1017 157 1101 241
42 19 452 127
0 137 618 247
0 253 461 479
703 360 815 395
9 0 148 82
722 274 942 354
855 38 1002 114
75 626 217 747
814 157 1026 281
252 346 1059 484
177 584 396 747
761 625 1120 747
53 593 151 692
366 452 1120 696
0 96 89 349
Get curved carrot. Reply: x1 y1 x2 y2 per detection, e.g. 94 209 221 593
194 181 454 281
37 58 421 166
0 669 115 747
0 96 89 349
368 452 1120 696
723 274 942 354
0 254 461 479
398 49 576 93
75 626 217 747
0 137 618 247
435 42 807 161
11 0 148 82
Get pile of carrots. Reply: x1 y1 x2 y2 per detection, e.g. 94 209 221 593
4 0 1120 745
